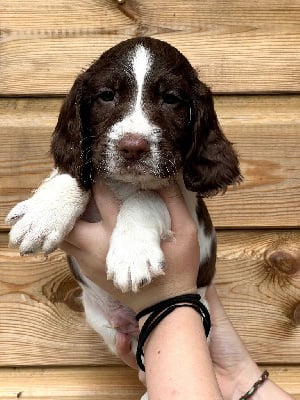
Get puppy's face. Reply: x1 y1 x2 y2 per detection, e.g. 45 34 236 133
87 41 194 185
52 37 242 195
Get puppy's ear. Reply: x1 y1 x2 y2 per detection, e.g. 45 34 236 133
183 82 242 196
51 75 94 189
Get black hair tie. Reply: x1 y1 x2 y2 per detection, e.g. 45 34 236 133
135 293 211 372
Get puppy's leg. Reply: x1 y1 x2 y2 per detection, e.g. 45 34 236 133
106 190 172 293
81 287 120 355
6 169 89 254
81 282 139 356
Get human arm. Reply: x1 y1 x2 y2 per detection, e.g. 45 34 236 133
138 305 222 399
117 284 293 400
60 181 223 400
116 284 294 400
60 181 293 400
205 284 294 400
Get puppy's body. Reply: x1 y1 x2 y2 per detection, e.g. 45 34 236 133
6 38 241 369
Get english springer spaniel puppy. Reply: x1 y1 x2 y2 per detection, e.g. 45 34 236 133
6 37 241 369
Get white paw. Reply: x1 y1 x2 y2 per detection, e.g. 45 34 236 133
6 198 74 254
5 171 89 255
106 232 165 293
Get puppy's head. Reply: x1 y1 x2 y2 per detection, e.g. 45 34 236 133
51 37 242 194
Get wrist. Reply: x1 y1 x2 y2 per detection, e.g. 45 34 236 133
215 355 263 400
130 285 198 315
136 293 211 372
234 367 292 400
231 360 264 399
136 288 199 327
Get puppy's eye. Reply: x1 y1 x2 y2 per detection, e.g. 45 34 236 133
97 89 115 103
163 92 182 105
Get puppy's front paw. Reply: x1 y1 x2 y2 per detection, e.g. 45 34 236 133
6 198 74 255
106 232 165 293
5 171 89 256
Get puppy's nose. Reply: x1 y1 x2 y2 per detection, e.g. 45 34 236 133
118 134 150 161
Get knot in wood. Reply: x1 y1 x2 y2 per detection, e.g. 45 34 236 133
293 303 300 325
64 287 84 313
264 249 300 276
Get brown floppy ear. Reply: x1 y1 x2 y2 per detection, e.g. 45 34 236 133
183 82 242 196
51 75 94 189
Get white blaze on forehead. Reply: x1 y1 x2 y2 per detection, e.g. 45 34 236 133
132 45 152 109
106 42 162 172
107 44 157 142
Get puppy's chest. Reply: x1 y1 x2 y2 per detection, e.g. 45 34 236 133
106 178 171 201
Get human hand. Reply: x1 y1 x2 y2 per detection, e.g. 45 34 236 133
60 180 200 313
59 180 119 292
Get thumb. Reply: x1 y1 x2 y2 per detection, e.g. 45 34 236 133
92 181 120 229
158 183 194 232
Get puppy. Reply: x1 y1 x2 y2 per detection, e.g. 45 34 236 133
6 37 241 368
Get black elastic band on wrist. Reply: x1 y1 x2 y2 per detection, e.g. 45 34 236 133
135 293 211 372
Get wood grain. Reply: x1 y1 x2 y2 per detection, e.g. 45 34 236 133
0 230 299 366
1 96 299 229
0 366 144 399
208 95 300 228
0 234 120 366
267 365 300 399
215 229 300 363
0 365 298 399
1 0 300 94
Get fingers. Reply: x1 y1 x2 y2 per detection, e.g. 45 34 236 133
92 180 120 229
158 183 195 232
62 181 119 250
62 219 102 249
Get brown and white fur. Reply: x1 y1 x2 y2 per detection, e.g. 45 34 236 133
6 38 242 382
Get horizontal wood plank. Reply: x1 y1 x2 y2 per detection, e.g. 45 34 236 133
0 365 298 399
1 0 300 94
267 365 300 399
3 0 300 32
0 366 144 399
1 96 299 229
0 230 299 366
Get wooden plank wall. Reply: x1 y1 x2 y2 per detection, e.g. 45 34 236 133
1 0 300 398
